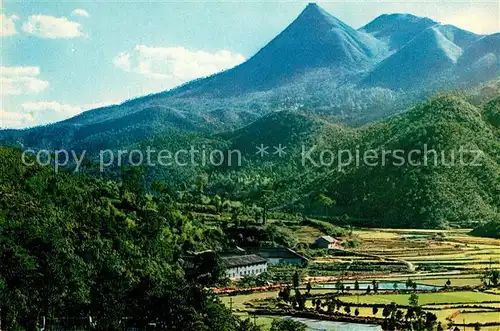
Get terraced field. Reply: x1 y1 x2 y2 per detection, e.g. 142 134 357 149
349 229 500 274
338 292 500 306
220 228 500 330
456 311 500 324
416 277 483 287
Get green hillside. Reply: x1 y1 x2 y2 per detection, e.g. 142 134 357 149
1 93 498 231
203 95 500 229
0 147 247 330
206 111 356 203
314 96 500 228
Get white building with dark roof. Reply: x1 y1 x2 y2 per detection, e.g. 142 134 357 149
221 254 268 280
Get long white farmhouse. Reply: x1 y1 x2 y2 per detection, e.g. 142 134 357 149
221 254 268 280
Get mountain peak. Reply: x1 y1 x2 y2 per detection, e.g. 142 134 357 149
163 3 387 96
294 2 350 30
302 3 323 14
264 2 386 64
363 13 437 30
305 2 320 10
361 13 438 50
300 2 327 16
362 25 463 89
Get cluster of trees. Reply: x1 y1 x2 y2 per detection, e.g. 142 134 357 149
376 295 439 331
481 269 500 287
405 279 422 291
470 218 500 239
0 147 263 331
275 272 447 331
269 319 306 331
278 278 428 308
331 279 381 294
277 286 441 331
277 272 307 311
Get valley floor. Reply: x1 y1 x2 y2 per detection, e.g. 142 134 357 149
218 227 500 330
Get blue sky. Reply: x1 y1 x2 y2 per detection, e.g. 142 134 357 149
1 0 499 128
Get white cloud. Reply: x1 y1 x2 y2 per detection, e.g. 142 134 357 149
114 52 131 72
20 100 119 126
22 15 84 39
1 101 95 128
1 14 19 37
113 45 245 85
22 101 82 116
71 9 90 18
1 66 49 96
21 101 86 126
0 109 35 129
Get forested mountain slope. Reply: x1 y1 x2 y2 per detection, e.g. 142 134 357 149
0 147 253 330
204 95 500 229
310 96 500 228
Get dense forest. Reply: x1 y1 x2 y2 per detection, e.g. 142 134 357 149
1 86 499 328
0 147 265 330
0 93 499 331
192 94 499 231
3 92 498 233
470 217 500 239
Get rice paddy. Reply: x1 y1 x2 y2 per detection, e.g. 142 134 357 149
220 228 500 330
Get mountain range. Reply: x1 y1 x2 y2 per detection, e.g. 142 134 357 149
1 3 499 150
1 3 499 230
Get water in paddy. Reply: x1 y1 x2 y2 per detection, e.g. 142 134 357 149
316 281 440 291
283 317 381 331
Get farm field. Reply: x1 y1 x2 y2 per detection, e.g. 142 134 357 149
346 229 500 275
349 307 497 325
455 311 500 324
233 312 276 329
221 291 280 310
481 327 500 331
220 227 500 330
338 291 500 305
426 303 500 309
397 277 483 287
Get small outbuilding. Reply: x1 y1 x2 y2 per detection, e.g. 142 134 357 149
314 236 343 249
